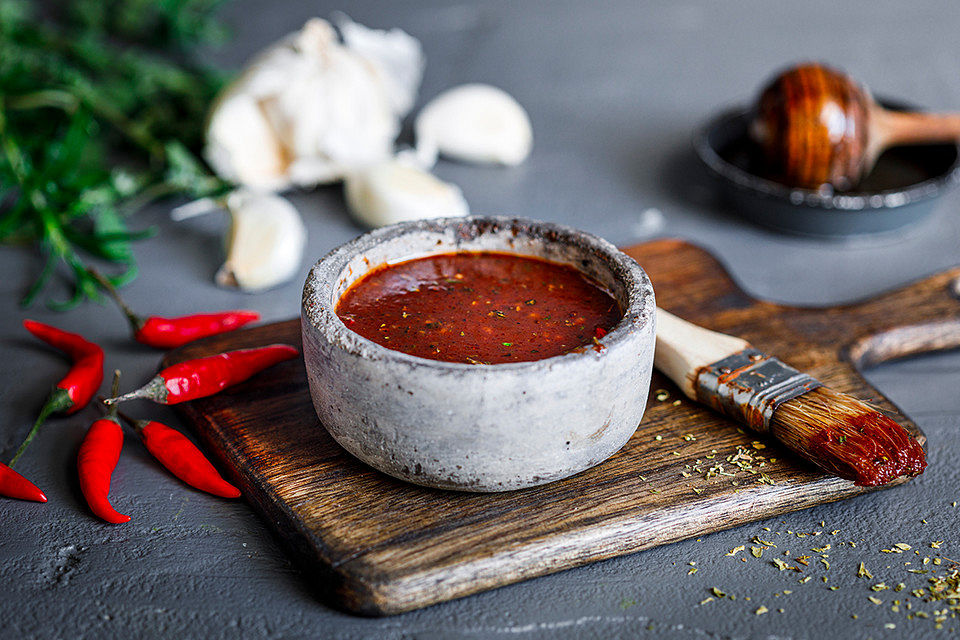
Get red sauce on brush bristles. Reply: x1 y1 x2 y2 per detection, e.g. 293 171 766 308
770 386 926 486
806 412 926 486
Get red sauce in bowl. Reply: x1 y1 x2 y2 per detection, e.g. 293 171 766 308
336 252 622 364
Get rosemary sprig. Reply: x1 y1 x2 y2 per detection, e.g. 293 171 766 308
0 0 231 309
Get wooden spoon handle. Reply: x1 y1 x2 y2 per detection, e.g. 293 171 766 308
875 107 960 147
653 308 750 400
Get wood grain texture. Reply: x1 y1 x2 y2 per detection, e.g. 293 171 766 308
754 63 871 189
753 62 960 190
164 240 959 616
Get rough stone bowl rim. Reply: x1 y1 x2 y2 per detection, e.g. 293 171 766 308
302 215 655 374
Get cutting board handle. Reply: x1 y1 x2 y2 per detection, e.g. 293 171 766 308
844 271 960 368
622 239 960 371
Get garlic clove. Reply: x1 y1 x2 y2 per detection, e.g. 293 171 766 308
214 190 307 291
344 161 469 228
415 84 533 166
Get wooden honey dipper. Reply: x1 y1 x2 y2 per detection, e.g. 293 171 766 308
750 62 960 190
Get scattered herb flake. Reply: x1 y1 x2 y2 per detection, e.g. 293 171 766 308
772 559 791 571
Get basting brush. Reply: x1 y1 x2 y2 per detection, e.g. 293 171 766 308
654 308 926 486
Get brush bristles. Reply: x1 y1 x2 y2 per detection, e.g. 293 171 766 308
770 386 926 486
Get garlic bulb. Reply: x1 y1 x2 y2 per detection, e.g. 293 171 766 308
204 17 423 191
173 191 307 292
414 84 533 167
344 161 469 228
333 13 421 117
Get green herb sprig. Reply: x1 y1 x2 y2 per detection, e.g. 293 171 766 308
0 0 231 309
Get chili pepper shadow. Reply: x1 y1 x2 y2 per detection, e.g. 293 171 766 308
2 337 74 461
63 418 98 520
8 335 57 354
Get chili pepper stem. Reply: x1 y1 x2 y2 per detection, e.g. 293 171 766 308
87 269 145 333
8 388 72 467
104 376 166 405
115 409 148 435
104 370 121 421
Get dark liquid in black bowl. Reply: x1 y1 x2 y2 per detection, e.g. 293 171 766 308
718 135 957 193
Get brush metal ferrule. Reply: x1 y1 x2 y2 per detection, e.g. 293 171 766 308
694 348 822 433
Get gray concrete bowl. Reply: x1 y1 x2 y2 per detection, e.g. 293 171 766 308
301 216 656 491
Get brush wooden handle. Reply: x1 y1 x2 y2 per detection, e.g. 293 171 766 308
654 308 750 400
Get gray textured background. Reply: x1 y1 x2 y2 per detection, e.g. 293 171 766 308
2 0 959 638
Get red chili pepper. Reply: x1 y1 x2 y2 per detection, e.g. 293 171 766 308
0 462 47 502
118 411 240 498
90 269 259 348
11 321 104 467
78 371 129 524
105 344 298 405
134 312 260 349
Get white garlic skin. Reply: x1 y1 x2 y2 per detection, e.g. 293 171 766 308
215 191 307 291
344 161 469 228
205 89 292 191
415 84 533 167
204 17 423 191
334 13 423 117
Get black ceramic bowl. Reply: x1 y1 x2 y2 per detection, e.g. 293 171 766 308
694 100 960 237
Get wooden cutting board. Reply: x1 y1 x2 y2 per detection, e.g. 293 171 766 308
165 239 960 616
